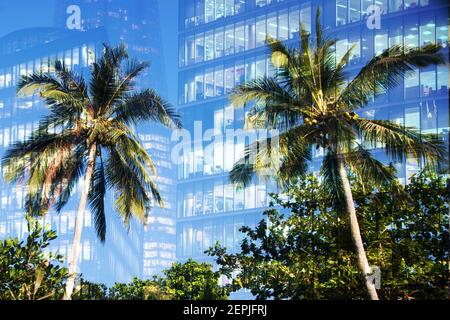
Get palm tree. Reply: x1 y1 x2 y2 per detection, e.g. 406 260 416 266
2 44 181 300
229 12 446 300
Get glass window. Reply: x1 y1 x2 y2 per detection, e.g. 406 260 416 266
300 4 312 33
195 186 204 215
378 0 388 14
437 100 449 133
437 65 448 95
203 224 213 250
205 69 214 98
234 186 244 211
224 104 234 130
404 0 419 10
234 219 245 249
267 13 277 40
215 107 224 132
336 39 349 64
245 18 255 51
256 15 266 47
349 0 360 23
205 31 214 61
256 56 266 78
389 0 403 12
225 219 234 248
225 66 234 94
362 0 374 16
72 49 79 67
245 58 255 82
337 0 348 26
420 69 436 97
225 0 234 16
184 73 195 103
404 68 420 99
214 133 224 173
193 224 203 255
256 182 266 207
362 29 374 63
215 66 224 96
65 50 72 69
349 30 361 65
245 184 256 209
256 0 266 8
389 22 403 47
289 6 300 39
436 20 448 47
235 0 245 14
204 183 214 214
235 62 245 86
278 10 289 41
195 33 204 63
215 0 225 20
405 18 419 48
214 182 224 213
420 17 435 46
225 25 235 55
215 28 224 58
374 30 388 55
405 105 420 130
0 70 4 89
224 184 234 212
205 0 215 23
224 132 235 172
421 100 437 132
195 73 204 100
184 189 194 217
235 23 245 53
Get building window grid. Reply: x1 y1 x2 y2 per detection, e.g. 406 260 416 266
180 8 447 105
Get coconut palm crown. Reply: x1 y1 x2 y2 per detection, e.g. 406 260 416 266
229 11 446 299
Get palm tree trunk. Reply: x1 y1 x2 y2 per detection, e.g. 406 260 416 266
337 158 379 300
63 144 97 300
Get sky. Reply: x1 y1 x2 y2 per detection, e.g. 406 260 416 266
0 0 179 105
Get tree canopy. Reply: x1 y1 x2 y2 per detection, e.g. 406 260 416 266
208 172 449 300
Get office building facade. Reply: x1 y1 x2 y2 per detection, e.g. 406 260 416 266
55 0 178 280
0 0 174 286
177 0 449 264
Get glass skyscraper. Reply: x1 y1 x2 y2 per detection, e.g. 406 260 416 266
176 0 449 265
54 0 178 280
0 0 174 286
0 0 448 291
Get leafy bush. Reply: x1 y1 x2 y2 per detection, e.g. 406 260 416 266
0 218 68 300
208 172 449 300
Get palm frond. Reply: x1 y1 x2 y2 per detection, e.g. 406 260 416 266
356 119 447 166
113 89 182 128
320 150 345 207
88 150 107 242
339 44 445 109
344 144 396 191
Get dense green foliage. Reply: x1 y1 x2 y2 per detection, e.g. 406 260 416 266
107 277 172 300
0 218 68 300
208 172 449 300
74 260 228 300
72 281 108 300
162 259 228 300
